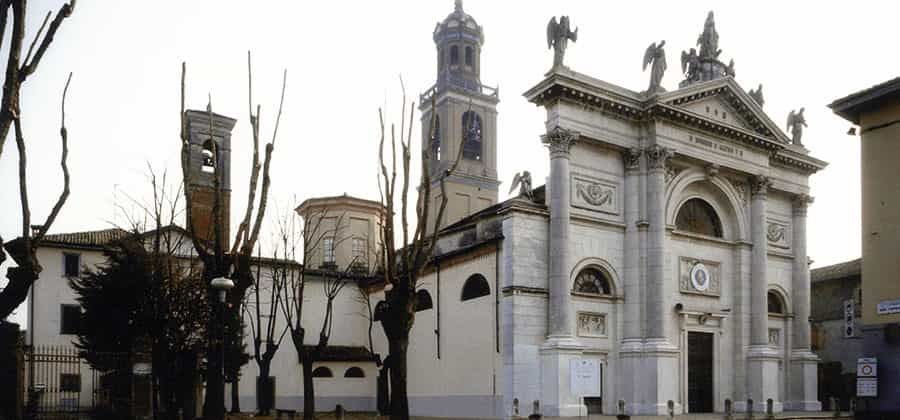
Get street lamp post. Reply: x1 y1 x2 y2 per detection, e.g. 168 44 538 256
208 276 234 420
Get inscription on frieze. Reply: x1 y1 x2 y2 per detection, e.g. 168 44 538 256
689 135 744 159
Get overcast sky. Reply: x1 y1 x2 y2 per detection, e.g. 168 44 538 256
2 1 897 324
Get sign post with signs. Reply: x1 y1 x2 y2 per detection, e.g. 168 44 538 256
857 358 877 397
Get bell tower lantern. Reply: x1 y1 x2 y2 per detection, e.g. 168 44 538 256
421 0 500 231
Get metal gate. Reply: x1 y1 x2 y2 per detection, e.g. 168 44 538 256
24 346 129 419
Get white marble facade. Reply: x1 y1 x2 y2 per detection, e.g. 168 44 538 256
501 66 826 416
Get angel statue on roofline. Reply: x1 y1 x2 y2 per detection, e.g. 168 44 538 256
643 40 667 94
787 108 808 146
509 171 534 201
547 16 578 70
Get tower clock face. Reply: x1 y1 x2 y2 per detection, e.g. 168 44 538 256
690 263 710 292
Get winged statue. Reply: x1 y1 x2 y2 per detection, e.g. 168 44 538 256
547 16 578 69
643 40 667 93
786 108 808 146
680 48 700 82
509 171 534 200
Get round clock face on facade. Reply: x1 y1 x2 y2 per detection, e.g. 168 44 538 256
690 263 711 292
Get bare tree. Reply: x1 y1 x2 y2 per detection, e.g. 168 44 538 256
279 206 358 420
242 243 290 416
375 82 462 419
0 1 76 320
178 52 285 418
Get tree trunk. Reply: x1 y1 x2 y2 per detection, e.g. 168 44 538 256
257 361 272 416
388 337 409 420
301 356 315 420
230 376 240 413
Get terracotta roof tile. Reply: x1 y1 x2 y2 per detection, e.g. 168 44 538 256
811 258 861 283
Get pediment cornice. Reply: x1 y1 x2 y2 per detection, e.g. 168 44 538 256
524 70 826 174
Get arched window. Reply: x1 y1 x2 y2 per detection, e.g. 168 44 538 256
768 291 785 314
430 115 441 160
312 367 333 378
450 45 459 65
465 46 473 66
461 274 490 301
573 267 611 295
201 140 216 174
344 367 365 378
675 198 723 238
415 289 433 312
461 111 483 161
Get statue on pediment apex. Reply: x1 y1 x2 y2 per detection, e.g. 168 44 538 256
509 171 534 201
697 11 720 60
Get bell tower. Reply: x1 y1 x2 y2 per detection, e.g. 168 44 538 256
184 109 236 249
421 0 500 231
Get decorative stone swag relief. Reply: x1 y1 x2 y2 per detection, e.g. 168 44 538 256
576 312 607 338
571 174 619 215
679 257 721 297
766 219 790 249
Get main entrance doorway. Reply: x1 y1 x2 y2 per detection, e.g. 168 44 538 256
687 331 714 413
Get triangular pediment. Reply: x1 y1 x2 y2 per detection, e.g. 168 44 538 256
660 78 790 144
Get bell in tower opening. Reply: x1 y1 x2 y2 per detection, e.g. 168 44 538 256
421 0 500 231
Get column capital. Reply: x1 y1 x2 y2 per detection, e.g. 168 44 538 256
646 144 673 170
750 174 772 197
542 126 579 157
622 147 642 171
792 194 814 216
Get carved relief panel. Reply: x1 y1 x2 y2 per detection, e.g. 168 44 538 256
571 174 619 215
577 312 607 338
766 217 790 250
679 257 721 297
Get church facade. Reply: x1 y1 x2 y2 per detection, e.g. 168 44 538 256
392 3 827 417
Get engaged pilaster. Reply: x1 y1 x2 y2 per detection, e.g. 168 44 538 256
622 148 643 342
645 144 673 340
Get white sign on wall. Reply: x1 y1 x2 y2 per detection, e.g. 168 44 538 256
844 299 855 338
570 359 601 396
857 378 877 397
877 299 900 315
857 358 877 377
857 358 878 398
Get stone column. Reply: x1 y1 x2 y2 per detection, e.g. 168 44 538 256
746 175 781 412
539 126 585 417
638 144 680 415
543 126 578 339
620 148 643 413
787 194 821 411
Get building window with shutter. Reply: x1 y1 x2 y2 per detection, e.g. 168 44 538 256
63 253 80 278
322 237 335 268
60 304 81 335
351 238 367 272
